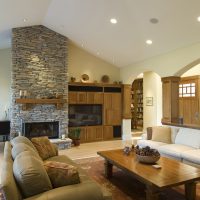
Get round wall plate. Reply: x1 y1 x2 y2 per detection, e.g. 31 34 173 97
81 74 89 82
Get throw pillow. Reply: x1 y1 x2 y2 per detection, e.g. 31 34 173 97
11 143 41 160
151 126 172 144
44 161 80 188
13 156 52 198
11 136 37 152
31 137 57 160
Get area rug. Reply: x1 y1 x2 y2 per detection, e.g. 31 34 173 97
75 156 200 200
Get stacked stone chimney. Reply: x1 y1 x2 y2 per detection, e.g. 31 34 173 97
11 25 68 138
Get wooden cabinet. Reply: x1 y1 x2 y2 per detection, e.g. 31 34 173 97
103 126 113 140
104 93 122 125
87 126 103 142
69 126 103 143
69 92 103 104
68 92 87 104
68 83 122 142
87 92 103 104
77 92 87 104
122 85 131 119
68 92 77 104
162 76 180 124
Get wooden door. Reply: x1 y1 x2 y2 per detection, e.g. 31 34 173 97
112 93 122 125
77 92 87 104
104 93 122 125
68 92 77 104
103 126 113 140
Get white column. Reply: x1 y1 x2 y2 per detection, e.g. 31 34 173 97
122 119 132 140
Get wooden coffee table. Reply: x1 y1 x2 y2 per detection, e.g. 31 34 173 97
97 149 200 200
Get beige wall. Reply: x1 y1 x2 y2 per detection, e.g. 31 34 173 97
120 42 200 84
68 42 120 83
0 48 11 120
143 72 162 130
182 64 200 77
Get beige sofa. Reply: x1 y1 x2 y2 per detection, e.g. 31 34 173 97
137 126 200 168
1 140 112 200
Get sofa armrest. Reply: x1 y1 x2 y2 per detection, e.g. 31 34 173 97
24 181 105 200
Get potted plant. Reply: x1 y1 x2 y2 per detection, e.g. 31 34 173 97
68 128 81 146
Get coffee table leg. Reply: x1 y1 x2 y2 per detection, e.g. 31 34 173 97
185 182 196 200
104 160 113 178
146 185 160 200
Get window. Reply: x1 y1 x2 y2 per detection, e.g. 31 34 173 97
179 83 196 97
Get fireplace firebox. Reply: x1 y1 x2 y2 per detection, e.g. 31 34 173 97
22 121 59 139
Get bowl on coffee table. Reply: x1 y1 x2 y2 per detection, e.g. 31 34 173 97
135 146 160 164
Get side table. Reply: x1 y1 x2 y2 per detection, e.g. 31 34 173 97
50 138 72 149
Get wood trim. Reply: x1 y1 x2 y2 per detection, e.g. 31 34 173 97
69 82 122 87
15 98 67 110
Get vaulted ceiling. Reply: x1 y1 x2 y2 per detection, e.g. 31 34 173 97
1 0 200 67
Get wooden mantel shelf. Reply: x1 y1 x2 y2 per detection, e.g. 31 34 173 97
15 98 67 110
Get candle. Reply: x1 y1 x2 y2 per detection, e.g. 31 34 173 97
24 90 27 98
20 90 23 98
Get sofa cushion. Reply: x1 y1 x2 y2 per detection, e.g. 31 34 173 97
11 143 41 160
158 144 194 159
175 128 200 148
181 149 200 165
137 139 166 150
13 156 52 198
151 126 172 144
31 137 57 160
44 161 80 188
11 136 37 152
3 141 12 160
0 158 22 200
170 126 180 143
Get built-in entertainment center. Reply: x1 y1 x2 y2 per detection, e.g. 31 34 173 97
68 82 124 143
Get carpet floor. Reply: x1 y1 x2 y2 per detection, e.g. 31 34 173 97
75 157 200 200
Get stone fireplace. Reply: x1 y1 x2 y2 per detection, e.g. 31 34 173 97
11 25 68 138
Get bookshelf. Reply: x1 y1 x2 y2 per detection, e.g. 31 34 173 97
131 79 143 129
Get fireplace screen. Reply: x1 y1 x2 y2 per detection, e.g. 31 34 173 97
22 121 59 139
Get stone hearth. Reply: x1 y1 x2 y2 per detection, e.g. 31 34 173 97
11 25 68 138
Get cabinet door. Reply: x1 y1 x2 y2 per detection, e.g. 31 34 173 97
104 93 121 125
95 126 103 141
77 92 87 104
86 126 97 142
112 93 122 125
68 92 77 104
103 126 113 140
86 92 103 104
80 127 87 143
87 92 95 104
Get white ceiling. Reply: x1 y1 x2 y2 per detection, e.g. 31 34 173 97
1 0 200 67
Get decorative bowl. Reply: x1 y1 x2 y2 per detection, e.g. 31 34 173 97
136 154 160 164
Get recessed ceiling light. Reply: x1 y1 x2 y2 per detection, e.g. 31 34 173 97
197 16 200 22
146 40 153 45
110 18 117 24
23 18 27 22
150 18 159 24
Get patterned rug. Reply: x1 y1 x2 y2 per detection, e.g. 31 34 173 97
75 156 200 200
